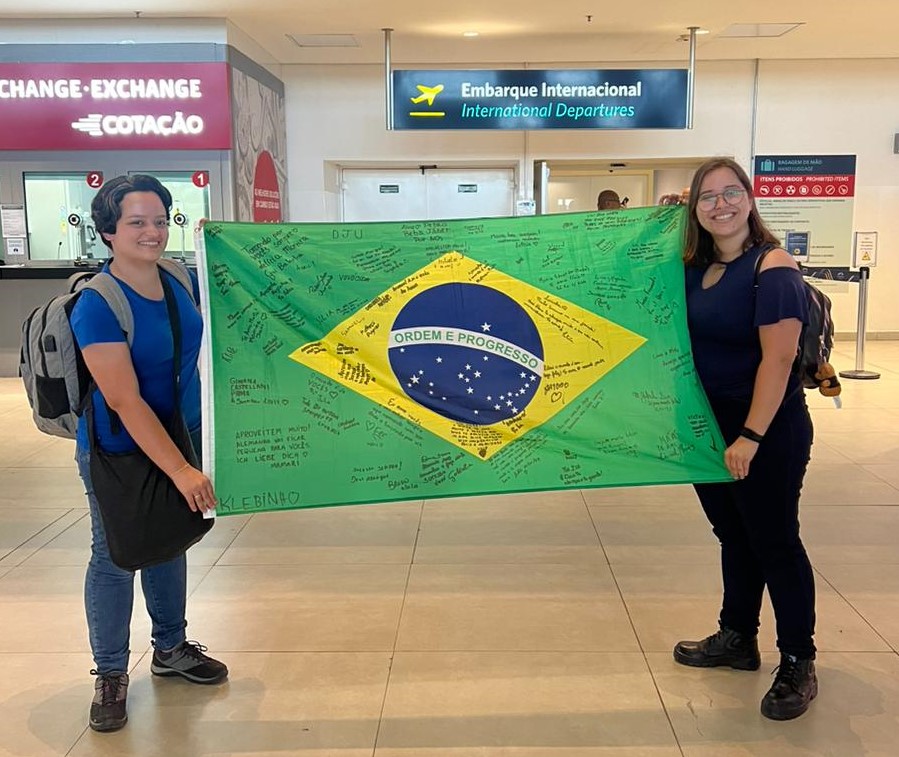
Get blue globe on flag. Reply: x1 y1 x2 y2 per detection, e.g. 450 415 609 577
388 283 544 425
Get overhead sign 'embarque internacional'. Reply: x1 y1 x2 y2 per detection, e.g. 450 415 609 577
392 69 688 130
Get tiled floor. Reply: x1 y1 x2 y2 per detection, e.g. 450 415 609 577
2 341 899 756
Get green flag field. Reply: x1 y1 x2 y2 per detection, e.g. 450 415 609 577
198 206 729 515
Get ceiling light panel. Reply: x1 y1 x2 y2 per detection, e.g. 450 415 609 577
286 34 360 48
718 23 804 38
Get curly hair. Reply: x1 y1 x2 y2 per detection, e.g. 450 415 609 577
91 174 172 249
683 157 779 266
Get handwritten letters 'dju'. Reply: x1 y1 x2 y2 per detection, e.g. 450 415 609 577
199 207 730 515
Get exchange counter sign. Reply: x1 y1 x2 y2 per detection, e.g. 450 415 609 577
0 62 232 150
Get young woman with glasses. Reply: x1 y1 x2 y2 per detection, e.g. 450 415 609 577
675 157 817 721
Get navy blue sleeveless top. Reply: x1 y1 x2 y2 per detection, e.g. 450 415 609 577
685 244 808 401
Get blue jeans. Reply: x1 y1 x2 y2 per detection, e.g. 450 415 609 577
76 443 190 674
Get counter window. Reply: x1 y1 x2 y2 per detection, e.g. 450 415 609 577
24 172 105 261
129 171 211 261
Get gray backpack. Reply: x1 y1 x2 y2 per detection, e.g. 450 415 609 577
19 260 195 439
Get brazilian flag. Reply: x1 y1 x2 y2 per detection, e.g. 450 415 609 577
199 207 729 515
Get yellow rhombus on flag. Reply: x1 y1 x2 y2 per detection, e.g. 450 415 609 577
289 251 646 459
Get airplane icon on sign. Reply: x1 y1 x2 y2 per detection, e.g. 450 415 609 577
410 84 444 106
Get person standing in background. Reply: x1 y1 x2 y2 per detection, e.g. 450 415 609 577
596 189 622 210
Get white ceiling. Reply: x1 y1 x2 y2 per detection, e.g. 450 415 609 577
0 1 896 66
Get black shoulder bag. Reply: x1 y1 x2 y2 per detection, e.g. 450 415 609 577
87 275 213 571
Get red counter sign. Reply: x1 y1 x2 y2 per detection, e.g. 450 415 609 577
0 62 232 150
252 151 282 222
86 171 104 188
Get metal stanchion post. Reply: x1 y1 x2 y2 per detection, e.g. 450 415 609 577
383 28 394 131
839 266 881 380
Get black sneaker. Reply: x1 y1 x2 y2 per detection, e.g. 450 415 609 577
673 627 761 670
150 640 228 684
89 669 129 732
761 654 818 720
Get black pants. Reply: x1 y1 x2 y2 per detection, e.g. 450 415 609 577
694 391 816 659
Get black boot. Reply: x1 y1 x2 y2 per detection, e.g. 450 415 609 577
673 627 761 670
761 654 817 720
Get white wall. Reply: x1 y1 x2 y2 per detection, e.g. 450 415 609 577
755 59 899 337
282 58 899 334
285 64 526 220
226 22 283 79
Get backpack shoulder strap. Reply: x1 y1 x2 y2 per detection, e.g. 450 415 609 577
82 272 135 347
157 258 197 305
752 243 778 287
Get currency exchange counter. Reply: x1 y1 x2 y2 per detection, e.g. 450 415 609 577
0 263 103 377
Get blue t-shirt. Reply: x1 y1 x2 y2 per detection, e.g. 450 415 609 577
685 246 808 400
71 264 203 453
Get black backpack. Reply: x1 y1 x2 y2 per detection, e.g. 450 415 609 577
754 249 841 398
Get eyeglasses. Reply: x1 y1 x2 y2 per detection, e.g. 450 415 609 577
696 188 747 210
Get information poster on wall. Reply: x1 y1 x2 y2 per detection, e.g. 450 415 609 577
4 237 26 260
199 207 730 516
753 155 856 290
1 204 27 238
